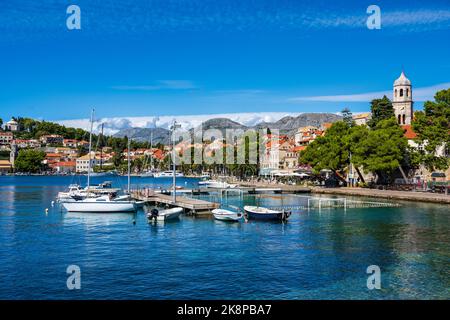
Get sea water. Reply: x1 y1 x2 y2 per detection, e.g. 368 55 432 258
0 175 448 299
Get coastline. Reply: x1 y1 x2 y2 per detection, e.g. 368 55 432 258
312 187 450 204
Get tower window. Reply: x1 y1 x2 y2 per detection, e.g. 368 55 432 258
403 114 406 124
400 89 404 97
398 115 401 124
406 88 409 97
395 89 397 97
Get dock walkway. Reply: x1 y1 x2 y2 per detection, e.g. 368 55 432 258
132 189 219 213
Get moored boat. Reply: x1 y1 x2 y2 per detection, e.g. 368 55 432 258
243 206 291 221
153 171 184 178
145 206 183 221
62 195 137 213
198 180 236 189
212 208 243 222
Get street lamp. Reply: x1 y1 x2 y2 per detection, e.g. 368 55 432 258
171 120 181 203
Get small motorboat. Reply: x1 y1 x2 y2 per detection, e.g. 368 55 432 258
243 206 291 221
212 208 244 222
145 207 183 222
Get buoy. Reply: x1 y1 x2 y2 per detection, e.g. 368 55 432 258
45 208 49 214
51 201 55 207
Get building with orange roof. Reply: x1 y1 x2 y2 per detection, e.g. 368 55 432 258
401 125 417 140
294 126 322 146
321 122 333 130
50 161 76 173
352 113 372 126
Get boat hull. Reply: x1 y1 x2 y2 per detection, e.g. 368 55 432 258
212 209 243 222
145 206 183 221
243 206 290 221
62 201 137 213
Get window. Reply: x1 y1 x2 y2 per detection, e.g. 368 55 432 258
402 114 406 124
395 89 397 97
400 89 404 97
398 114 401 124
406 88 409 97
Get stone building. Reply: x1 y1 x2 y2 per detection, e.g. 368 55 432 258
393 71 413 125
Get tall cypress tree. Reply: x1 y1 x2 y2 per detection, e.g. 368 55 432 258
368 95 395 128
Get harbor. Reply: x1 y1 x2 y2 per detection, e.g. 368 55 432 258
1 174 449 299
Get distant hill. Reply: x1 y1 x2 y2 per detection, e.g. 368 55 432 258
253 113 342 135
113 127 170 144
191 118 248 139
113 113 342 144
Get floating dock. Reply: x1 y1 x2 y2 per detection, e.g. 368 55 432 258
132 190 219 213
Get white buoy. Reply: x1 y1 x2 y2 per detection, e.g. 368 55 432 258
45 208 49 214
51 201 55 207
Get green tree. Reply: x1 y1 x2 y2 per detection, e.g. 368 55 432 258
341 107 354 127
367 95 395 128
412 88 450 171
300 121 351 184
353 118 408 184
0 118 3 129
14 149 46 173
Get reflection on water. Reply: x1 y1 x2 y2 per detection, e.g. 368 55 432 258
0 175 449 299
64 211 137 226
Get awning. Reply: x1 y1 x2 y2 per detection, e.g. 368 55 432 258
431 172 446 178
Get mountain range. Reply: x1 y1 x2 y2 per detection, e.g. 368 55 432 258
113 113 342 144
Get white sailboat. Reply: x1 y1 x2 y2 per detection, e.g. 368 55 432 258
62 109 137 213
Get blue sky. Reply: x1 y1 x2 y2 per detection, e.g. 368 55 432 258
1 0 450 124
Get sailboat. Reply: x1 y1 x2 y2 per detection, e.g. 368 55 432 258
62 109 137 213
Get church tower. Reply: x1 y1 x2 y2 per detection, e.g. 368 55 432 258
392 71 413 125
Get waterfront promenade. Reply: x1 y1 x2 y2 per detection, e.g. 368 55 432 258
312 187 450 204
228 178 449 204
233 180 311 193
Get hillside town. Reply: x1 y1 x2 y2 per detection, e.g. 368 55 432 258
0 72 449 192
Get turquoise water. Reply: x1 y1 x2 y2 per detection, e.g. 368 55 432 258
0 176 449 299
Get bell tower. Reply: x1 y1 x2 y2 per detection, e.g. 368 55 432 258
392 71 413 125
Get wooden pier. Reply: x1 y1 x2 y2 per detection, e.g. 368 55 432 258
131 190 219 213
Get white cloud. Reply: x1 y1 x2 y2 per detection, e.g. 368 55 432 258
288 82 450 103
56 112 300 136
111 80 197 91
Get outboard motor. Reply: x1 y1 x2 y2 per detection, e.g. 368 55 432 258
148 208 159 222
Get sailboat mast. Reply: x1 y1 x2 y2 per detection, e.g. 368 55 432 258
127 138 131 194
150 131 153 170
87 108 94 191
100 123 104 170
